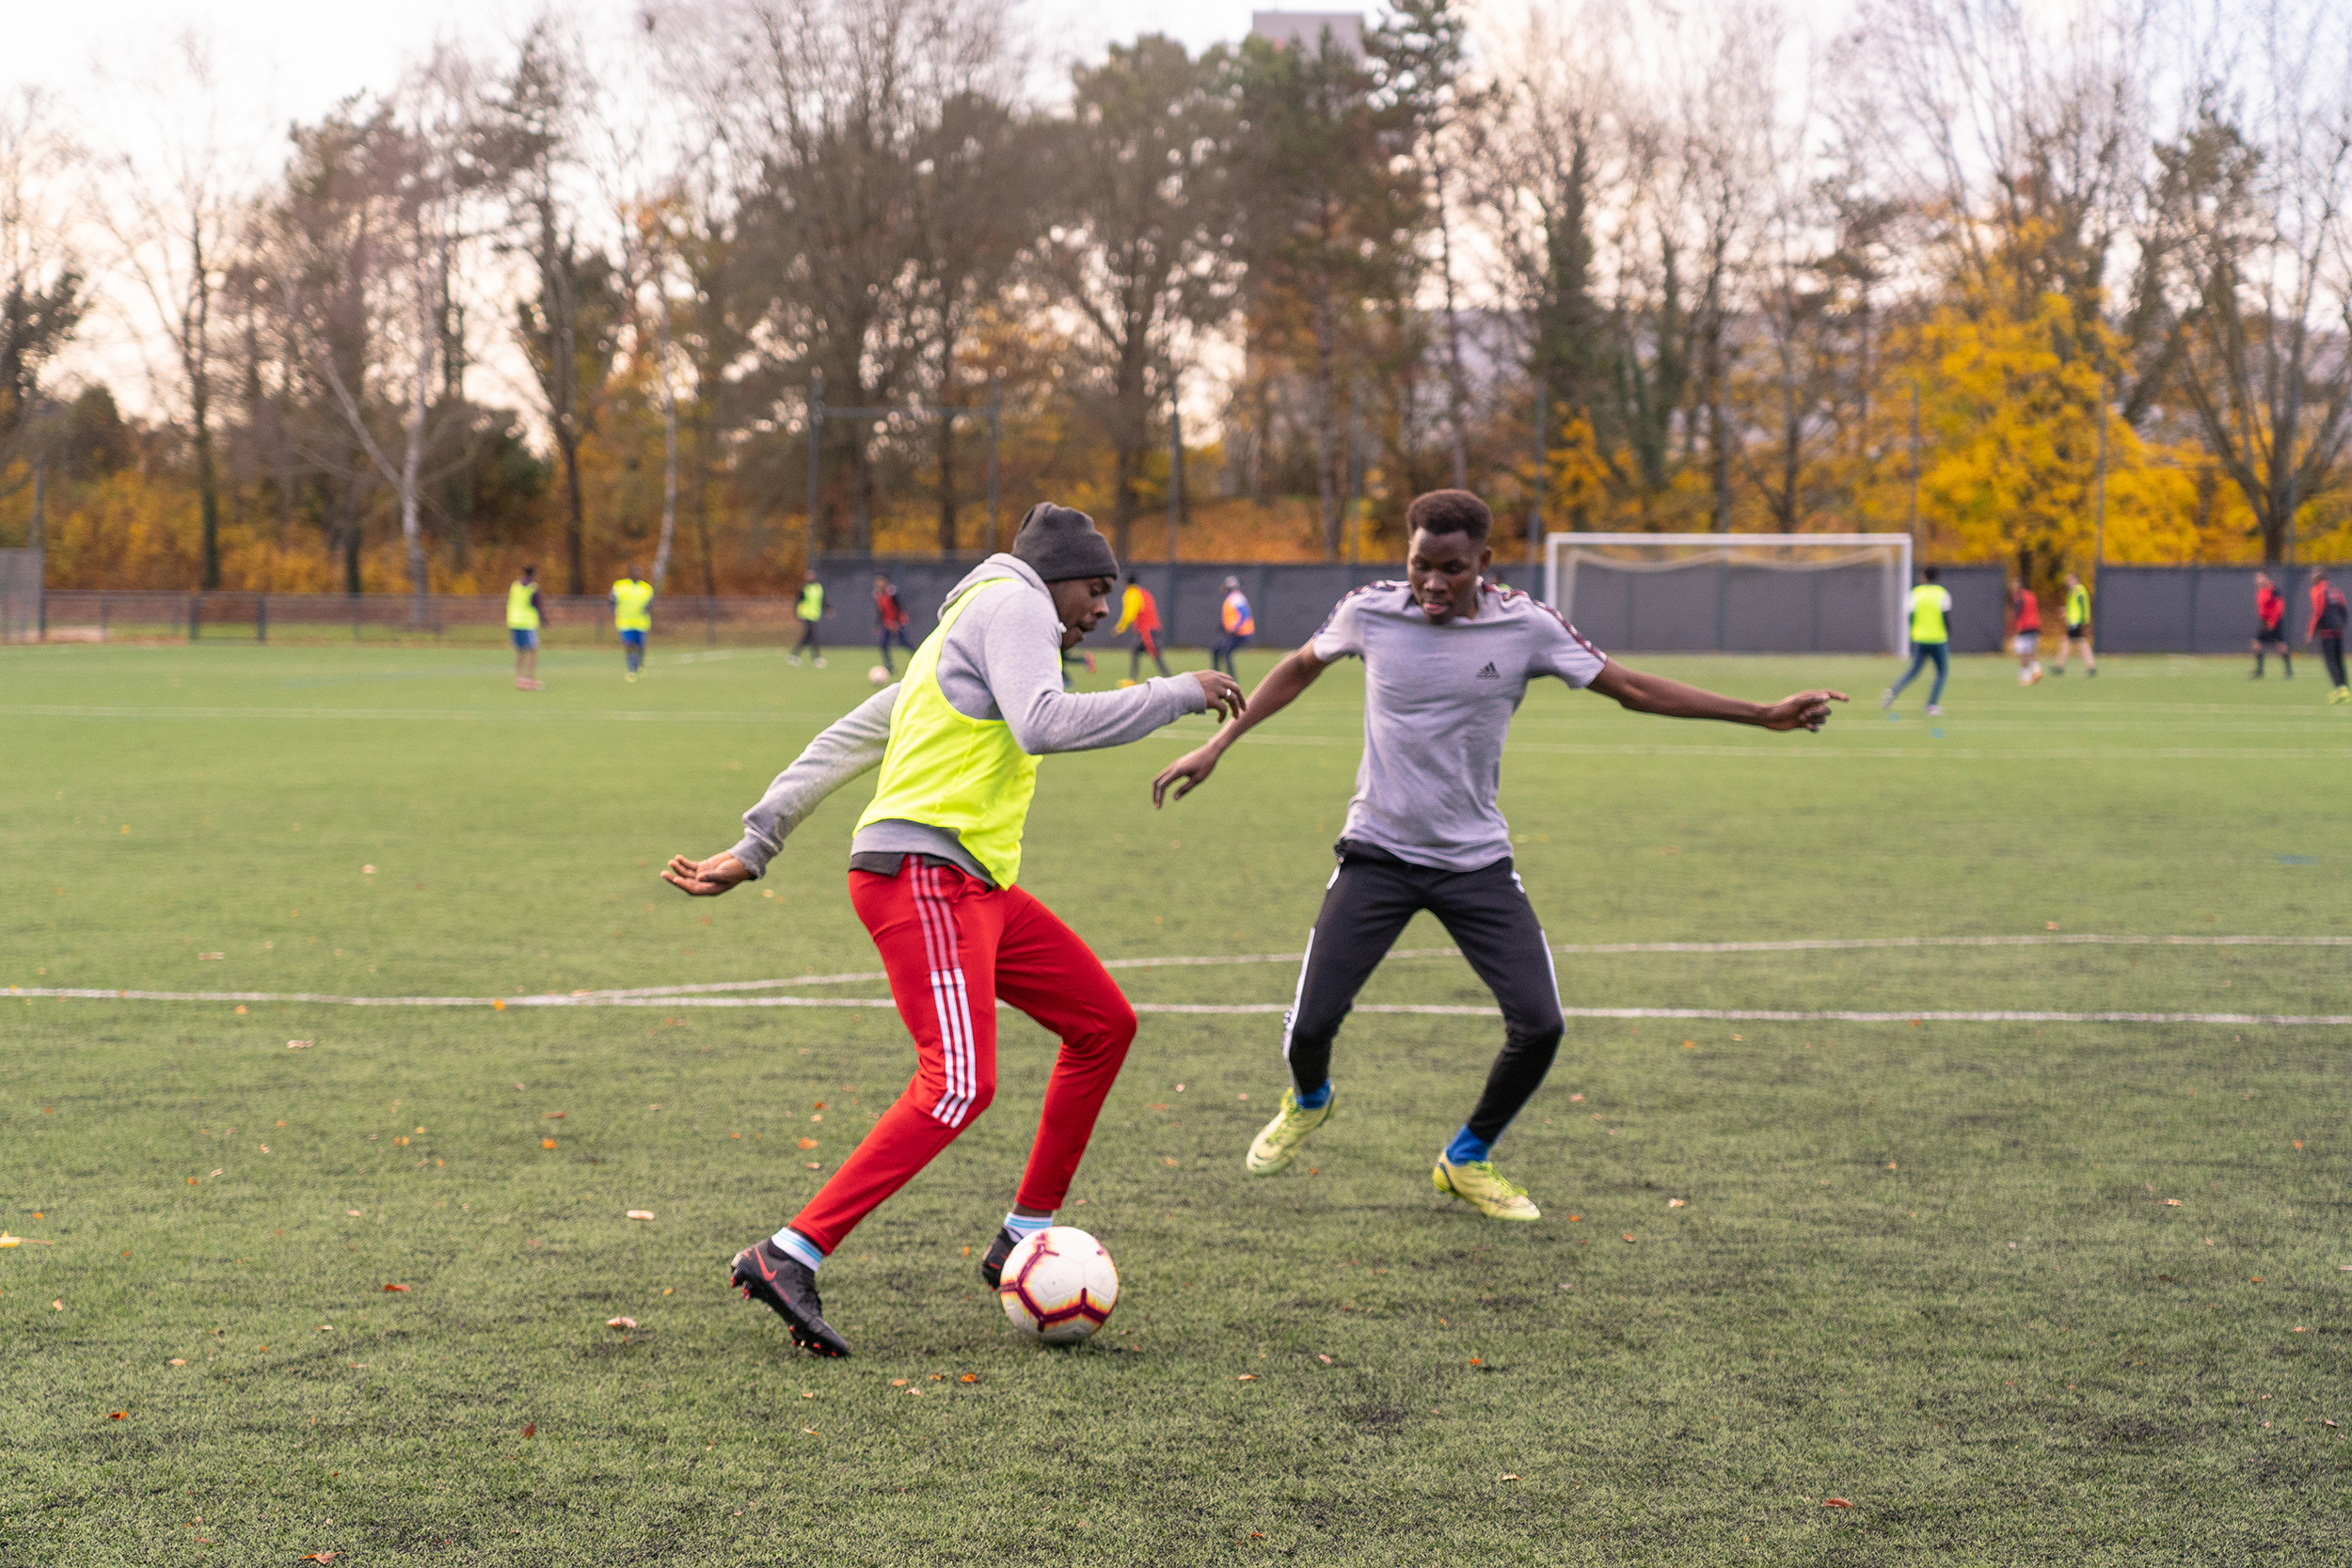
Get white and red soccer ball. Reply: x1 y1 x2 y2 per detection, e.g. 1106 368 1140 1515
996 1226 1118 1345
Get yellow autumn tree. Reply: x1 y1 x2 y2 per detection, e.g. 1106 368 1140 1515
1902 285 2198 580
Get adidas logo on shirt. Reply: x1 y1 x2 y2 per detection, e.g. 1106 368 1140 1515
1474 661 1501 679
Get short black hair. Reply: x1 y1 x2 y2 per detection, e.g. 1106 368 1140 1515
1405 489 1493 546
1923 565 1940 582
522 564 536 578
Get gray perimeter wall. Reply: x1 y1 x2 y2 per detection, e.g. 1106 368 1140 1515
2092 565 2320 654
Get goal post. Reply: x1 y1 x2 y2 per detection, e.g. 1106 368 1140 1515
1543 532 1914 655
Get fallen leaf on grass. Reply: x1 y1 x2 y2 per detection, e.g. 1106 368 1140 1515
1236 1374 1258 1383
382 1283 410 1292
961 1373 978 1384
288 1040 313 1050
346 1210 362 1216
1469 1357 1484 1367
607 1317 637 1329
798 1137 818 1150
802 1426 818 1435
1622 1233 1637 1243
545 1112 566 1119
625 1210 656 1221
1667 1198 1686 1208
2163 1198 2184 1207
108 1411 126 1420
51 1300 62 1310
234 1006 247 1014
199 953 224 961
1500 1474 1520 1481
168 1358 185 1366
1317 1354 1333 1365
1822 1497 1853 1509
361 865 375 875
1568 1093 1584 1102
542 1138 557 1149
299 1555 339 1563
521 1423 534 1438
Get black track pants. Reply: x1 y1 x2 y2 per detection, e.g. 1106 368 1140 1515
1282 844 1565 1144
2324 637 2346 688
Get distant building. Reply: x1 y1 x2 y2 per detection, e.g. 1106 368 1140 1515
1251 11 1364 57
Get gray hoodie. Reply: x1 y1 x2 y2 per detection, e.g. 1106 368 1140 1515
727 554 1207 885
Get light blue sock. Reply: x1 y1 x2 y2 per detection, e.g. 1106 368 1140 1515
1004 1211 1053 1238
771 1227 826 1272
1294 1081 1332 1110
1444 1125 1491 1165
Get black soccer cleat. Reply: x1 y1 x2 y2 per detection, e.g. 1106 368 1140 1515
977 1224 1023 1290
730 1240 851 1358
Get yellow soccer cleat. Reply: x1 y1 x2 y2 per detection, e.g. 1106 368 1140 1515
1245 1088 1334 1176
1432 1155 1541 1222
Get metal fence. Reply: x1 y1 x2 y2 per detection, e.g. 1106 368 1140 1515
11 558 2330 654
2091 565 2322 654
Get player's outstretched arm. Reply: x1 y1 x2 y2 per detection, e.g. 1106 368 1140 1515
1152 644 1327 805
662 684 900 897
1587 661 1846 732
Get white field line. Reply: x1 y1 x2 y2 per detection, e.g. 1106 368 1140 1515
10 933 2350 1024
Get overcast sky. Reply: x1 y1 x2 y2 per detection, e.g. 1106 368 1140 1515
12 2 1323 415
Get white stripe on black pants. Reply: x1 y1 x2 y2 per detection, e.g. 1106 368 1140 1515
1281 841 1565 1145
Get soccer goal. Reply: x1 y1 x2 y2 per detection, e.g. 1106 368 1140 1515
0 548 40 643
1544 532 1913 654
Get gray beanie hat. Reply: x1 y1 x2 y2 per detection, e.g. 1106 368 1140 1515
1011 502 1119 583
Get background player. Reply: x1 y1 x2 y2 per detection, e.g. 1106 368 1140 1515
2051 571 2095 674
1213 576 1253 677
873 574 915 676
2010 577 2043 685
1116 573 1171 683
664 503 1244 1357
2253 572 2292 677
792 574 827 667
1150 489 1842 1222
611 565 654 681
1883 566 1952 715
2309 569 2348 703
507 564 545 690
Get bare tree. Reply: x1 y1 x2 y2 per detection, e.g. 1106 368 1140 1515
2156 5 2352 562
1039 35 1234 561
93 35 247 588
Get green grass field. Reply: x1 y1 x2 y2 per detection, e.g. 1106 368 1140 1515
5 640 2348 1564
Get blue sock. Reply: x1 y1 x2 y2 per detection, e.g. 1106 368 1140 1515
1004 1211 1053 1238
1293 1081 1332 1110
1444 1125 1491 1165
771 1227 826 1272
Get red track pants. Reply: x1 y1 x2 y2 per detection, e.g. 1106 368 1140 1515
787 858 1137 1254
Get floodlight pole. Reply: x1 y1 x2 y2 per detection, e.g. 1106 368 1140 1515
987 372 1002 557
1168 363 1183 564
2091 376 2108 577
1528 379 1549 563
805 370 824 571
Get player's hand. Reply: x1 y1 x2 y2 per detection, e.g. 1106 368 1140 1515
1152 745 1221 807
1759 689 1847 733
1189 670 1246 722
662 852 751 896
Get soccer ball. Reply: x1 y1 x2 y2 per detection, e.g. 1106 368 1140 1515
867 664 892 686
996 1226 1119 1345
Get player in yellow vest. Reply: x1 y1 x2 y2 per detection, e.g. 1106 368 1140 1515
664 503 1245 1357
790 576 827 668
2050 572 2096 676
610 568 654 682
1882 565 1952 715
506 565 544 690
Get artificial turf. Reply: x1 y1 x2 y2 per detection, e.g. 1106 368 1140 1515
4 640 2347 1564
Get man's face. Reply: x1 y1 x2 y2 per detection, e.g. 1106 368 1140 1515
1049 577 1116 648
1406 529 1492 623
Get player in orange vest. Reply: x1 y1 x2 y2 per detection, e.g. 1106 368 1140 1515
1213 577 1254 677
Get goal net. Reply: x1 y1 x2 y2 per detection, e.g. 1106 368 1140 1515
1544 533 1913 654
0 548 40 643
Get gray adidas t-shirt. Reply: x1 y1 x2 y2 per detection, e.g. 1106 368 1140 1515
1310 580 1608 871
